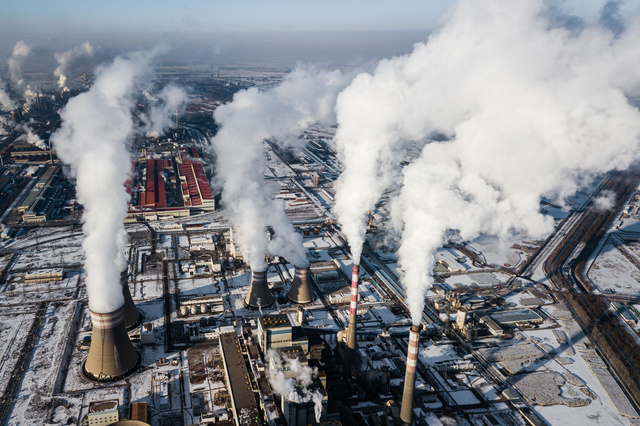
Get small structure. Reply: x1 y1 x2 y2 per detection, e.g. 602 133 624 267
86 399 119 425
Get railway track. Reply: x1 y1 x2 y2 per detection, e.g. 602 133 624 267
543 170 640 415
0 302 48 425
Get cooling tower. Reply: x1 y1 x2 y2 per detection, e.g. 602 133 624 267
120 267 142 331
244 269 275 308
287 266 315 304
84 307 141 382
400 325 421 425
343 264 359 376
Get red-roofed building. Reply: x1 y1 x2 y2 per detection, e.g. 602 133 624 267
177 158 215 211
140 159 167 208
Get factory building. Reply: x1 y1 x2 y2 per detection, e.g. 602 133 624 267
257 314 309 353
219 332 262 426
140 159 167 208
177 148 215 212
19 165 64 223
489 309 544 327
85 400 119 425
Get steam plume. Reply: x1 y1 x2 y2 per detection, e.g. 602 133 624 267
8 41 32 90
142 84 188 137
51 50 157 313
210 66 351 271
18 123 47 150
54 41 94 91
332 0 640 324
267 350 323 423
0 78 16 111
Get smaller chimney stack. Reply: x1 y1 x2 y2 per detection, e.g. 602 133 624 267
343 264 359 376
244 269 275 308
400 324 421 424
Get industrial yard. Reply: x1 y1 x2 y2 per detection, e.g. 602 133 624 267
1 62 640 426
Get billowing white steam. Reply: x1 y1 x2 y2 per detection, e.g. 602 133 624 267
8 41 32 90
332 0 640 325
51 50 157 313
0 78 16 111
210 66 351 271
17 123 47 150
143 84 188 137
54 41 94 91
267 350 323 423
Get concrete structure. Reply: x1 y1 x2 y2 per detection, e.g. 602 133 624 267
219 332 261 426
400 325 421 425
87 399 119 425
245 269 274 309
84 307 140 382
287 266 315 304
121 268 142 331
344 264 359 376
281 388 328 426
258 314 293 350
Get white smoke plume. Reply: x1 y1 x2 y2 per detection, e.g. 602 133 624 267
51 50 158 313
210 66 352 271
0 78 16 111
331 0 640 325
22 87 39 109
54 41 94 91
8 41 32 90
143 84 188 137
266 350 324 423
17 123 47 150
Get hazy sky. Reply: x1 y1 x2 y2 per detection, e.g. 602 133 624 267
0 1 636 67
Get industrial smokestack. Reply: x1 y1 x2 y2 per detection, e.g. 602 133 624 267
400 325 421 425
244 269 275 309
287 266 314 304
120 267 142 331
84 307 140 382
343 264 359 376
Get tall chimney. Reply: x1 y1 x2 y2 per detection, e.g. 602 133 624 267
244 269 275 308
343 264 359 376
287 266 314 304
120 267 142 331
400 325 421 424
84 307 141 382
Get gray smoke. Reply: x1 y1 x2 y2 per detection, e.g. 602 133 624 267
17 123 47 150
8 41 32 90
51 50 158 313
142 84 188 137
266 350 323 423
210 66 352 271
328 0 640 324
54 41 94 91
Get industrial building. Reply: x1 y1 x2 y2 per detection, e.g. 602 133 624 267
19 165 65 223
219 332 262 426
177 148 215 212
85 400 119 425
140 159 167 208
257 314 309 353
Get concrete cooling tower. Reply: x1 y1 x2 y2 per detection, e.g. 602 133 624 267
120 268 142 331
400 325 421 424
287 266 315 304
244 269 275 308
84 307 140 382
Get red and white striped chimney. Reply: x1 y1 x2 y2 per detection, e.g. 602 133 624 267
344 264 359 376
400 324 421 424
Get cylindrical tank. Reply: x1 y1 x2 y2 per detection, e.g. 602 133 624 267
84 307 140 382
190 305 198 315
200 304 208 314
400 325 421 424
180 306 188 316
